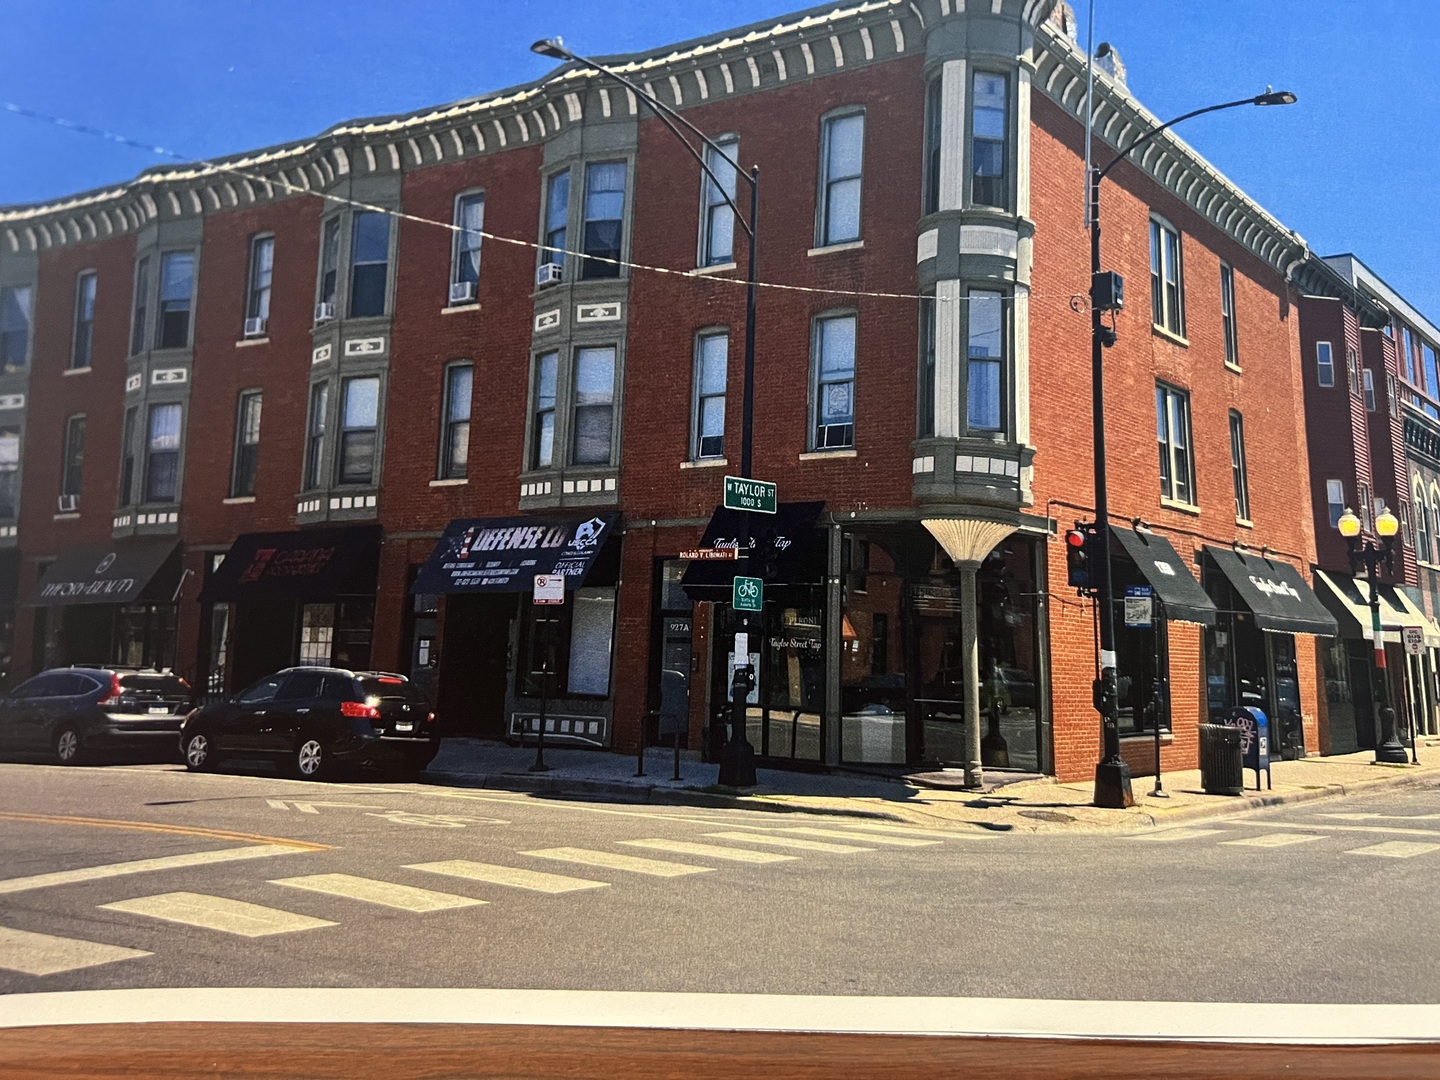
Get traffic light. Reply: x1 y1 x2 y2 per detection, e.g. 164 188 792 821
1066 524 1098 595
755 526 782 581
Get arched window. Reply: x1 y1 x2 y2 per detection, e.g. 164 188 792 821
1428 484 1440 565
1413 475 1430 563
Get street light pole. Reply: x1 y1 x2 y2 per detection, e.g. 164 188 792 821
1338 506 1409 763
530 38 760 786
1086 88 1296 809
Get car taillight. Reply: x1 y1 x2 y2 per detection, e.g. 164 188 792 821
425 712 435 725
378 676 403 685
340 701 381 720
97 673 123 706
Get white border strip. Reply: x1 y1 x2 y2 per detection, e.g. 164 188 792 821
0 990 1438 1043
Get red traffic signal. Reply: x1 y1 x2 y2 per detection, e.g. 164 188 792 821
1066 525 1097 594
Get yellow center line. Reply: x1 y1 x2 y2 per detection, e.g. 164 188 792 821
0 812 331 851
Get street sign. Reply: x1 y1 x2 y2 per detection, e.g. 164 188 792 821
533 574 565 605
1403 626 1426 656
680 547 737 560
1124 585 1153 627
723 475 777 514
733 575 764 612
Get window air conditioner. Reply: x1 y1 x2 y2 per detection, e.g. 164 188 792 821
314 302 336 323
243 317 267 338
57 494 79 514
535 262 564 288
449 281 476 304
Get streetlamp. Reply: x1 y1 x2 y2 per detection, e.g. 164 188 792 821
530 38 762 786
1338 506 1410 764
1086 87 1297 809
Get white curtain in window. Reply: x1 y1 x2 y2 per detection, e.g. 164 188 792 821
567 588 615 697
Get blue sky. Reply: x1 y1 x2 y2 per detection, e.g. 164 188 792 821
1 1 1436 316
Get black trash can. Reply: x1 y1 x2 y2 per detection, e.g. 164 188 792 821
1198 723 1243 796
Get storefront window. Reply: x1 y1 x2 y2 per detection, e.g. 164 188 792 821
567 589 615 697
298 603 334 666
207 602 231 699
841 540 906 764
112 604 177 671
517 587 616 698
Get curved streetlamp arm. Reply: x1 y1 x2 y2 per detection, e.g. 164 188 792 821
1096 95 1285 182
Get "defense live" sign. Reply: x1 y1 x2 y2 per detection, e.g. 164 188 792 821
723 476 777 514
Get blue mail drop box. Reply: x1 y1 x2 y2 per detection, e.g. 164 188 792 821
1226 706 1272 790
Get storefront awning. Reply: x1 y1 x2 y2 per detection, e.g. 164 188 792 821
680 501 825 596
27 540 181 607
1313 569 1440 648
1109 527 1217 625
1201 547 1338 636
412 514 618 595
199 525 381 602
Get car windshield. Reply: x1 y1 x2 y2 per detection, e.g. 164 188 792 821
357 677 428 705
118 674 188 695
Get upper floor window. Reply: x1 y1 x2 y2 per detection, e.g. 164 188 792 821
61 414 86 504
130 257 150 355
450 192 484 302
0 427 18 518
338 376 380 484
918 296 936 438
532 351 558 469
572 346 617 464
145 403 182 504
349 212 390 318
1430 486 1440 563
971 71 1008 209
1156 382 1194 506
692 331 728 460
967 290 1005 433
581 162 627 280
542 170 569 268
1219 263 1238 368
246 236 274 335
1388 373 1399 418
231 391 262 498
1414 488 1431 563
1402 327 1417 385
699 136 738 268
0 285 32 372
156 251 195 349
1346 349 1360 396
317 218 340 315
1425 341 1440 399
119 407 137 507
305 383 329 490
1149 219 1185 337
72 272 96 369
812 313 857 450
1315 341 1334 387
817 112 864 246
1363 367 1376 411
1326 479 1345 530
1358 482 1373 533
922 78 942 217
1229 411 1250 522
440 363 472 479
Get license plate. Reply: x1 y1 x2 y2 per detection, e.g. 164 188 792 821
148 706 171 715
395 721 414 732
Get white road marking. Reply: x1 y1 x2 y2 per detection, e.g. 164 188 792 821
265 800 385 814
619 839 797 863
1345 841 1440 859
0 926 150 977
1126 828 1226 843
100 892 336 937
1220 833 1323 848
0 845 306 896
364 811 508 829
523 848 714 878
1235 822 1440 839
786 821 984 840
269 874 486 912
1319 812 1440 822
704 831 873 853
407 860 609 894
775 827 940 848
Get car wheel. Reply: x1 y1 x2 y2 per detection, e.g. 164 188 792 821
183 732 219 772
53 726 85 766
291 735 330 781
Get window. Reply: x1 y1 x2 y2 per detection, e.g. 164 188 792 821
1388 374 1399 418
1425 341 1440 399
318 218 340 312
246 235 274 331
349 212 390 318
812 314 857 450
155 251 195 349
1326 479 1345 530
1358 481 1372 533
337 376 380 485
130 257 149 355
532 352 558 469
692 331 727 459
699 136 738 267
451 192 484 297
971 71 1008 209
1315 341 1334 387
572 346 616 465
518 587 616 698
1420 492 1434 565
230 391 262 498
1402 327 1417 385
72 272 96 369
1229 411 1250 522
922 78 942 217
967 290 1004 432
0 285 32 373
144 403 182 503
1155 383 1195 505
542 170 569 267
298 603 334 667
817 112 864 246
1219 264 1238 367
1401 501 1413 551
61 415 85 503
918 296 936 437
1430 488 1440 565
1346 351 1359 396
1149 219 1185 337
118 407 137 507
0 427 18 518
305 383 329 490
581 162 626 280
440 363 472 479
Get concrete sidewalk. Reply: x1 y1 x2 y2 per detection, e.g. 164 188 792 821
424 736 1440 834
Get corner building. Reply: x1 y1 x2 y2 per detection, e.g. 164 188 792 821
0 1 1343 781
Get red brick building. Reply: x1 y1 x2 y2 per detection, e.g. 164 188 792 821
0 0 1354 782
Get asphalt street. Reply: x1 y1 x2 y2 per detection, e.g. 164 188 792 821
2 761 1440 1004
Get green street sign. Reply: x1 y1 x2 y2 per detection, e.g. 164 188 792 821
733 575 764 612
723 475 777 514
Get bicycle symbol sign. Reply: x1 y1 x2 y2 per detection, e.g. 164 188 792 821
733 575 764 612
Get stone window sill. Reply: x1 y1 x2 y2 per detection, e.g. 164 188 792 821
680 458 728 470
222 496 256 505
62 366 92 376
53 512 80 521
807 240 864 257
1224 361 1242 374
236 337 269 348
1152 324 1190 348
799 449 857 461
1236 517 1255 529
691 262 737 276
1160 497 1201 517
429 478 469 487
441 303 480 315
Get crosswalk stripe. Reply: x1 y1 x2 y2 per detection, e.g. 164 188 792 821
704 831 873 854
0 926 151 977
1126 828 1227 843
775 827 940 848
406 860 609 894
100 892 336 937
0 844 306 896
1220 833 1322 848
522 848 714 878
1345 841 1440 859
269 874 486 912
793 821 980 840
618 839 797 863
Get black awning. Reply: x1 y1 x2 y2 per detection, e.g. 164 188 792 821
1109 527 1217 625
28 540 181 607
1202 546 1339 636
199 525 381 603
412 514 618 595
681 501 825 597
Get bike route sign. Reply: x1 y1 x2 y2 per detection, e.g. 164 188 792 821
733 575 764 612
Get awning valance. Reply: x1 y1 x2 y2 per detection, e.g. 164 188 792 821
1313 569 1440 647
680 502 825 597
28 540 181 607
1109 527 1217 625
1201 547 1338 637
412 515 617 595
199 525 380 603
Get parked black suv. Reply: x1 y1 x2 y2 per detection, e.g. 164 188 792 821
179 667 438 780
0 666 193 765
